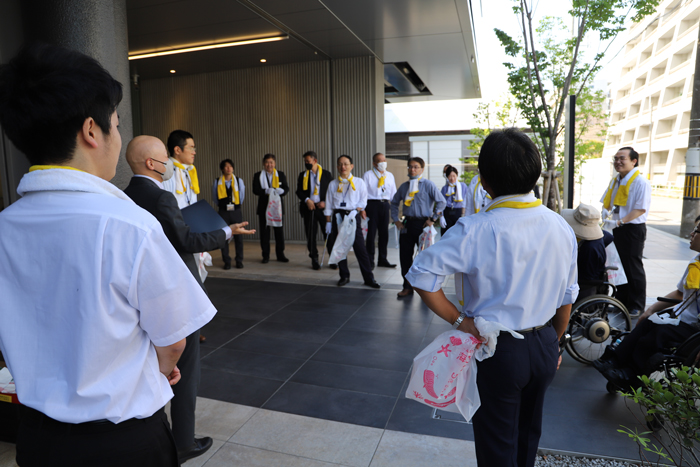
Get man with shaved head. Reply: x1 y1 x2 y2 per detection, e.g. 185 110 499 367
124 135 254 464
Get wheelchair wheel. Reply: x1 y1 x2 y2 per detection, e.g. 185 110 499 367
566 295 631 364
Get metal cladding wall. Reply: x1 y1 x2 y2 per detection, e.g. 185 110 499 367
139 57 385 243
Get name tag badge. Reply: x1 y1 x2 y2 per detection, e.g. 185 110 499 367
340 202 346 207
226 203 235 211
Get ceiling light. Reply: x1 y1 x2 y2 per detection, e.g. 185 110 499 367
260 59 267 63
128 35 289 60
169 69 176 74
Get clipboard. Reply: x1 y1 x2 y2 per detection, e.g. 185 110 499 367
181 200 228 233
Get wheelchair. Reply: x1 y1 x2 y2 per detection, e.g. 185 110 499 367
563 268 633 365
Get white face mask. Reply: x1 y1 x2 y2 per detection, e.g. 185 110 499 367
153 158 174 181
376 162 387 172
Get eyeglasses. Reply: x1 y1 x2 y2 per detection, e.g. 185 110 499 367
612 157 629 162
407 165 422 170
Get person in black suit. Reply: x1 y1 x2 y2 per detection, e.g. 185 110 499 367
252 153 290 263
124 135 254 465
212 159 246 270
296 151 333 270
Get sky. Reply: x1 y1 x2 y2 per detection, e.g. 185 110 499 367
384 0 630 132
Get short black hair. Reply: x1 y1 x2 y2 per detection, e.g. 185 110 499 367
372 153 384 163
619 146 639 167
263 153 276 162
219 159 234 171
478 128 541 197
408 157 425 168
302 151 317 160
445 166 458 177
694 215 700 224
338 155 353 164
167 130 193 157
0 43 123 165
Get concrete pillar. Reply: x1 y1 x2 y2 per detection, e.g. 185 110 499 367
21 0 133 189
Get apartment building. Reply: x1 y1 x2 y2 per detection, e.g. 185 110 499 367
603 0 700 188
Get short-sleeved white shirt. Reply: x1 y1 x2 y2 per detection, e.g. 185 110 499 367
466 175 490 216
674 255 700 326
599 169 651 224
362 169 397 201
406 193 579 331
0 169 216 423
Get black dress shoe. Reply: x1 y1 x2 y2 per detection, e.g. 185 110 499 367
378 261 397 268
628 309 642 318
364 280 381 289
236 261 244 269
338 277 350 286
223 263 231 270
312 259 320 270
329 264 338 270
178 437 213 464
277 256 290 263
262 258 269 264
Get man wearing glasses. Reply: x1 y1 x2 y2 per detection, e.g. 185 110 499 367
391 157 446 298
600 147 651 317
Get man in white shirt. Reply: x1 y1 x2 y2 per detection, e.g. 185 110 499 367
405 129 578 467
0 43 215 466
362 152 397 269
163 129 199 209
600 147 652 317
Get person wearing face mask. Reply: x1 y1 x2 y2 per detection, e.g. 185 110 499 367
390 157 447 298
253 153 290 263
599 147 651 318
212 159 246 270
362 152 397 270
440 166 469 234
296 151 333 270
324 155 380 288
124 136 255 464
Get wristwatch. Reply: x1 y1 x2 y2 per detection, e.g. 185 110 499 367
452 311 467 329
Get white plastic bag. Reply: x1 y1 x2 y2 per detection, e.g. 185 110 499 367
329 211 357 264
604 241 628 286
418 225 437 251
196 252 213 283
265 190 283 227
361 216 369 241
406 318 523 422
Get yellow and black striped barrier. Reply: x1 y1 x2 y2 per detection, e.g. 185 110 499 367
684 174 700 199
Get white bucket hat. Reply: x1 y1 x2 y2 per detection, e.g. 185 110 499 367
561 204 604 240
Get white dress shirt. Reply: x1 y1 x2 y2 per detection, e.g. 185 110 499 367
163 161 197 208
599 168 651 224
406 193 579 331
307 170 321 204
324 175 368 215
0 168 216 424
363 168 397 201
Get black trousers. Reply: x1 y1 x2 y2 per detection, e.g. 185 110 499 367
303 208 328 260
613 223 646 311
613 318 696 375
473 324 559 467
171 328 200 450
365 200 391 264
442 207 461 235
17 406 178 467
399 218 426 289
328 211 374 283
258 214 285 260
218 207 243 265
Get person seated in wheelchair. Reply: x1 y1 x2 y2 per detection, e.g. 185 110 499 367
593 217 700 389
562 204 614 301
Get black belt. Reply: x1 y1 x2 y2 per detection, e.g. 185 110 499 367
22 405 166 433
333 209 352 215
517 320 552 334
368 199 390 203
405 216 428 221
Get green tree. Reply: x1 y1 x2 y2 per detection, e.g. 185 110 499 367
495 0 659 210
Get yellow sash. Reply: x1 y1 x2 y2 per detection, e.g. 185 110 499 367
602 169 639 211
404 176 422 206
686 261 700 290
373 168 386 188
303 165 323 195
29 165 84 172
337 174 356 192
217 176 240 204
172 160 200 195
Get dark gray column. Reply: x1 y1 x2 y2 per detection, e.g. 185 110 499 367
21 0 133 189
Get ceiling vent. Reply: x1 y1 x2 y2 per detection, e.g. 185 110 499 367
384 62 431 98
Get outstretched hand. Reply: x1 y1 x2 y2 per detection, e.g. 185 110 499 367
230 221 256 235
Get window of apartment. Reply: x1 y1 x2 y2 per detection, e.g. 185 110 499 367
662 79 685 105
612 111 625 123
639 44 654 64
638 152 647 169
655 116 677 136
652 150 669 179
625 36 641 55
634 73 647 91
637 124 650 140
629 101 642 116
670 43 694 70
623 129 636 142
662 0 682 24
620 58 637 77
678 5 700 37
680 112 691 133
656 28 675 53
608 134 622 146
649 59 668 82
644 92 660 112
616 86 632 100
644 17 659 39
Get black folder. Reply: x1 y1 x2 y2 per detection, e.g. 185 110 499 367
181 200 227 233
